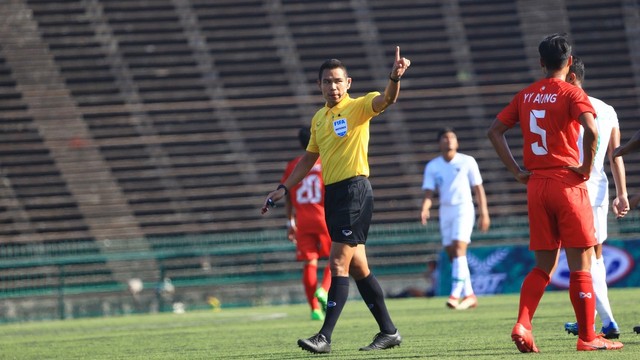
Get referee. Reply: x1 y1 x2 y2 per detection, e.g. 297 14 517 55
262 46 410 354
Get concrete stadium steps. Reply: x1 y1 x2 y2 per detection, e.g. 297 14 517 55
29 0 125 107
0 0 638 245
0 59 91 242
0 57 27 111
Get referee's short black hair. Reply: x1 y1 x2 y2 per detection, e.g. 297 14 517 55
318 59 348 81
299 127 311 149
437 127 456 141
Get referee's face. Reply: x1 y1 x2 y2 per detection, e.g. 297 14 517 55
319 68 351 108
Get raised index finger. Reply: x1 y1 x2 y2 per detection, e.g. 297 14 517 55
395 46 400 62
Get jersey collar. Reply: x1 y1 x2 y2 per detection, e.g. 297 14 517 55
325 93 351 114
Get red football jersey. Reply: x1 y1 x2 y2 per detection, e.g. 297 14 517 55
281 156 328 234
497 78 595 179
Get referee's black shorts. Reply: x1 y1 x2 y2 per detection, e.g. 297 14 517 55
324 176 373 245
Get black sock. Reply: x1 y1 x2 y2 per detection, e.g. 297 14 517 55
356 273 396 334
319 276 350 342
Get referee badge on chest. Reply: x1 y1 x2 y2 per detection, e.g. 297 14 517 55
332 118 348 137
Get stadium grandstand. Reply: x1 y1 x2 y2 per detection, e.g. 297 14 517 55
0 0 639 321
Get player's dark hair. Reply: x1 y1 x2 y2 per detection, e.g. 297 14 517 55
298 127 311 149
538 33 572 71
569 55 585 83
437 127 455 141
318 59 348 81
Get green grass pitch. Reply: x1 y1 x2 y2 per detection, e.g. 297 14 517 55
2 288 640 359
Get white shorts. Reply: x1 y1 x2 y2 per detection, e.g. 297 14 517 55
592 205 608 244
439 203 475 247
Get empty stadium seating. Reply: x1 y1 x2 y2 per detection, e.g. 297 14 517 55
12 0 640 241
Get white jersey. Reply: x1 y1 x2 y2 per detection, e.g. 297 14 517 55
578 96 619 207
422 153 483 206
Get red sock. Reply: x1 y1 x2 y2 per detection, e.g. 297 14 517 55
570 271 596 341
517 267 549 329
320 264 332 291
303 263 319 309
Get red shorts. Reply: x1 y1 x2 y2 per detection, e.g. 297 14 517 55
295 231 331 261
527 176 596 250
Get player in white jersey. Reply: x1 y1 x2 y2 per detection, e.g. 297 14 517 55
420 127 490 310
564 56 629 339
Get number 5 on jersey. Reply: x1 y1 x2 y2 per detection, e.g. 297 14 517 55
530 109 548 155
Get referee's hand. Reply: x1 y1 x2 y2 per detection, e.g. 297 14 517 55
261 188 286 214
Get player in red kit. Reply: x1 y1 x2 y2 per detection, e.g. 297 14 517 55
487 33 623 352
282 128 331 321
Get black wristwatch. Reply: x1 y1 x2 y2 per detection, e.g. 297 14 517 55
277 184 289 195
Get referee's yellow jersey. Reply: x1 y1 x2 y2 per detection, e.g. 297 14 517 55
307 92 381 185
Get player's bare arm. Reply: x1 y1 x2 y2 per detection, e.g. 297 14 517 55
284 192 298 242
262 151 319 214
629 194 640 210
487 119 531 184
372 46 411 113
473 184 490 232
567 112 597 178
608 126 629 217
613 128 640 158
420 190 434 225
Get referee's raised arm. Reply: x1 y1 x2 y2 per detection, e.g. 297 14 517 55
372 46 411 113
